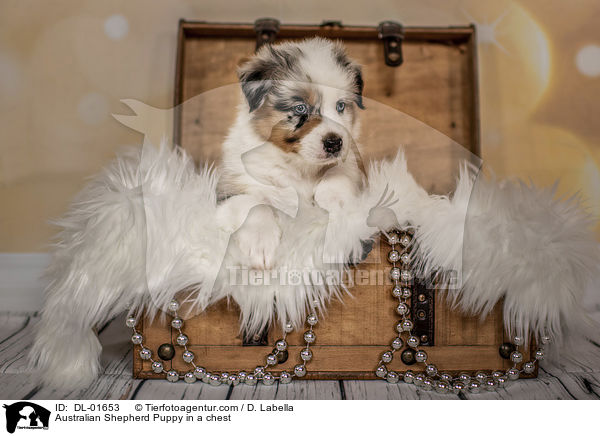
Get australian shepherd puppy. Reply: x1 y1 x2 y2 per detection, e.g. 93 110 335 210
218 37 366 269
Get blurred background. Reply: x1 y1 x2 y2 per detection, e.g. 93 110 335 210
1 0 599 252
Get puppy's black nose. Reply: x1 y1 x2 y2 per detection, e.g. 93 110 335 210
323 133 343 156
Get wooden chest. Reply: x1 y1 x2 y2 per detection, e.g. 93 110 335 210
133 20 534 380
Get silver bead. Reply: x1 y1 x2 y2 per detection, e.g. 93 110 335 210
386 371 400 384
166 370 179 383
391 337 404 350
193 367 206 380
413 373 425 387
407 335 420 348
513 336 524 346
266 354 278 366
202 372 212 383
388 250 400 263
275 340 287 352
284 322 294 333
458 373 471 384
378 351 392 363
496 375 508 388
171 318 183 329
396 322 404 333
403 370 415 384
184 372 196 384
396 303 409 315
220 372 230 384
401 288 412 299
400 234 412 246
440 373 452 383
415 350 427 363
151 361 163 373
280 371 292 384
468 380 481 393
306 314 318 326
390 267 401 280
484 377 497 391
300 348 312 361
182 350 194 363
303 331 316 344
139 348 151 360
523 361 536 374
262 373 275 385
402 319 414 331
541 335 551 345
244 374 257 385
176 334 188 346
131 333 143 345
400 270 412 282
425 364 437 377
209 374 221 386
376 365 388 378
435 380 450 393
387 232 400 245
254 366 265 376
294 365 307 377
475 371 488 382
237 371 248 382
400 252 410 264
422 378 434 391
452 381 466 394
535 349 545 361
125 316 137 328
506 368 520 380
168 300 180 312
492 370 504 380
510 350 523 363
229 374 240 386
392 285 402 298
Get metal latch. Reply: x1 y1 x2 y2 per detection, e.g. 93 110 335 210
377 21 405 67
411 282 435 346
254 18 280 51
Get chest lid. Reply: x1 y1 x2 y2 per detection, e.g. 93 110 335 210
174 19 480 194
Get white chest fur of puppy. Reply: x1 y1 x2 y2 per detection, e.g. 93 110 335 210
218 37 366 269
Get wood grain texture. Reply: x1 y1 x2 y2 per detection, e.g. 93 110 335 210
228 380 343 400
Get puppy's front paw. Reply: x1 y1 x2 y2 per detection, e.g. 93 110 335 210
233 205 281 269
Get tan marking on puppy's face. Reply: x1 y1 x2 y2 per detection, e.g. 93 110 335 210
265 115 324 153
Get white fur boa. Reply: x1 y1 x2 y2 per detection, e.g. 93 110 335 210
29 144 599 389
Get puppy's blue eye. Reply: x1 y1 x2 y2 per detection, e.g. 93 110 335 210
293 104 308 115
336 101 346 113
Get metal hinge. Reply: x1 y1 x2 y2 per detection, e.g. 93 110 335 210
254 18 280 51
377 21 405 67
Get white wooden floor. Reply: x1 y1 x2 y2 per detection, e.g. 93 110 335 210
0 311 599 400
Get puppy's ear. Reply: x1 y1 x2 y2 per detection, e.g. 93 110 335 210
237 54 276 112
352 64 365 110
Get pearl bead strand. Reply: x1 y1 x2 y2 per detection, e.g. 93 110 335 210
127 301 318 385
378 228 551 394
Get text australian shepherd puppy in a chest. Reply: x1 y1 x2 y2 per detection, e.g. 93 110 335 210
218 37 366 269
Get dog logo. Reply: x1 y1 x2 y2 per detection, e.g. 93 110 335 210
2 402 50 433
